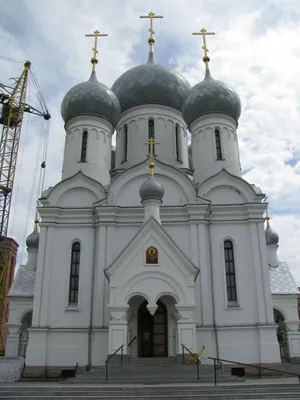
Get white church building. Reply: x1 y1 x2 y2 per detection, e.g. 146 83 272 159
5 23 300 376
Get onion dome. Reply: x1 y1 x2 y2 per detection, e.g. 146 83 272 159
182 69 241 127
139 175 164 202
112 53 191 112
265 218 279 246
61 71 121 128
26 227 40 250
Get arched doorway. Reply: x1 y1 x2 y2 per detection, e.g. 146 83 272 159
138 300 168 357
274 308 289 360
18 310 32 357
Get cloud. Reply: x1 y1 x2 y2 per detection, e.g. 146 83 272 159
0 0 300 286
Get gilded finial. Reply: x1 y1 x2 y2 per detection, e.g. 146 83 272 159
140 12 163 53
264 196 270 226
34 218 39 230
192 28 215 70
85 29 108 72
144 137 160 176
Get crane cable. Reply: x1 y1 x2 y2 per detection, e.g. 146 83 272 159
20 117 49 265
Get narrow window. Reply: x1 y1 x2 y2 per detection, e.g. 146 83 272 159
224 240 237 302
80 131 88 162
124 124 128 161
69 242 80 304
215 129 222 160
148 119 155 155
175 124 181 161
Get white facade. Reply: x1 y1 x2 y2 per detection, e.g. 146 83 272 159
5 58 300 376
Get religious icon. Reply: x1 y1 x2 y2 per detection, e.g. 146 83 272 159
146 247 158 264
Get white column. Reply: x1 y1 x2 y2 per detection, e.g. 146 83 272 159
257 325 281 364
176 304 197 354
266 245 280 268
25 328 48 366
108 305 129 355
190 114 241 186
142 199 162 224
27 248 38 270
5 325 21 357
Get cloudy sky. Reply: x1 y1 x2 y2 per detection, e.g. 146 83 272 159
1 0 300 283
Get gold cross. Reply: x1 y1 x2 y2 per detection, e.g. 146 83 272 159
193 28 215 70
85 29 108 72
144 137 160 175
140 12 163 53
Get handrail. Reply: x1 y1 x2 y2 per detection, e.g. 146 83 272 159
128 336 137 348
207 356 300 386
105 344 124 382
105 337 137 382
181 344 200 381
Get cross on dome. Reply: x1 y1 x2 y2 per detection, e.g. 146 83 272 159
140 12 163 53
192 28 215 70
144 137 160 175
85 29 108 72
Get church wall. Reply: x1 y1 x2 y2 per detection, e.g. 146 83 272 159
115 105 189 171
114 173 191 207
45 227 94 327
62 116 113 186
91 329 109 365
209 223 259 325
190 114 241 186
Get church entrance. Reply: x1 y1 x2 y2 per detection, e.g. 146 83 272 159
138 300 168 357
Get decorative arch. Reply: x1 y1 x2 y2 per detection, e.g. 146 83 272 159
273 307 289 360
154 292 178 304
122 271 183 305
18 310 33 357
127 292 151 305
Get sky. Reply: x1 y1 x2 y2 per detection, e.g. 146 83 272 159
0 0 300 283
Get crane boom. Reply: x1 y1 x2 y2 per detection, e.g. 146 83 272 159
0 60 50 352
0 61 31 238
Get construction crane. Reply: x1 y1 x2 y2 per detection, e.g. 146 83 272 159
0 60 50 352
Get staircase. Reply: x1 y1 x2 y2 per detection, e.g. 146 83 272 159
1 382 300 399
73 357 236 384
2 358 299 399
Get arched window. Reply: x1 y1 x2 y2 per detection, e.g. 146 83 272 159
148 119 155 155
146 247 158 264
123 124 128 161
175 124 182 162
80 131 88 162
69 242 80 304
215 128 222 160
224 240 237 302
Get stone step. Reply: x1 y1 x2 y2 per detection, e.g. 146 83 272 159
1 383 300 399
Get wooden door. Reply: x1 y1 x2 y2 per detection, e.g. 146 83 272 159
139 301 167 357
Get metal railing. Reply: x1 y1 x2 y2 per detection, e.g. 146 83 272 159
181 344 200 381
105 336 137 382
208 356 300 386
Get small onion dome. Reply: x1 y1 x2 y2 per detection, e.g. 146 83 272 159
139 175 164 202
26 227 40 249
182 69 241 127
112 52 191 113
61 71 121 128
265 220 279 246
